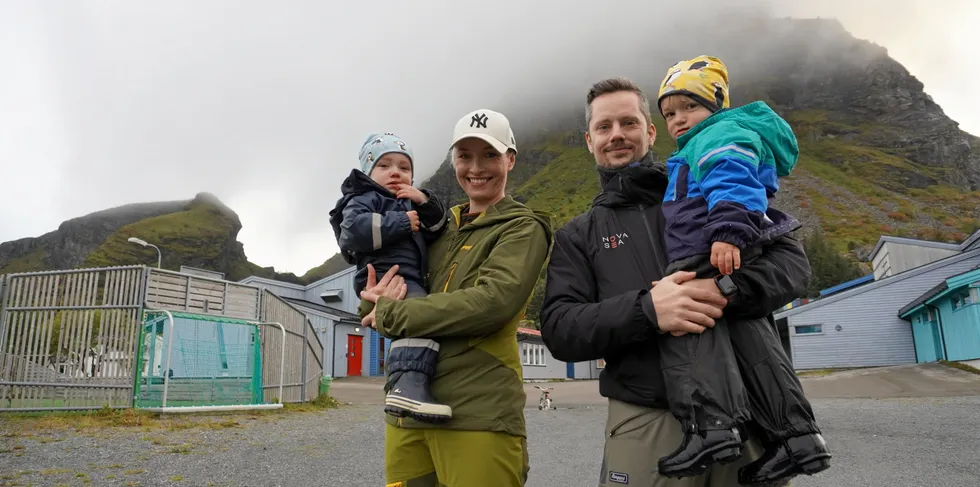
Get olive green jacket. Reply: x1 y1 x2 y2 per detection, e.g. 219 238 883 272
361 195 554 437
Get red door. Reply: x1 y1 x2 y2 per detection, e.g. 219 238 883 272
347 335 363 376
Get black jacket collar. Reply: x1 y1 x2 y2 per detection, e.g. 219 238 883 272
593 151 668 208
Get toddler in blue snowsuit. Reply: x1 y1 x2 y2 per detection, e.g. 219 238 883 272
328 132 452 423
653 56 831 485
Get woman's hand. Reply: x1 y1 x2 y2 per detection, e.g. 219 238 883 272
359 264 408 329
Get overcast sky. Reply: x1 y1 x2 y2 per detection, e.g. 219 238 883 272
2 0 977 275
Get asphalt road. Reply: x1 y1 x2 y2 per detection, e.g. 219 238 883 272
2 364 979 486
2 397 979 486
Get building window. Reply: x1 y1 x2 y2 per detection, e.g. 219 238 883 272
794 324 823 335
522 343 546 366
952 290 973 311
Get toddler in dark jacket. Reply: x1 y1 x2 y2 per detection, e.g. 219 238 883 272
654 56 831 485
328 132 452 423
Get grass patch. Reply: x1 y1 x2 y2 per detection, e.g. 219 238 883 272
939 360 980 375
1 406 161 433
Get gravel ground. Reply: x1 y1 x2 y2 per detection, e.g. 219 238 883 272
2 396 979 487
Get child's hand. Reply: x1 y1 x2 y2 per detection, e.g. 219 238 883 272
395 184 429 205
710 241 740 275
406 211 420 232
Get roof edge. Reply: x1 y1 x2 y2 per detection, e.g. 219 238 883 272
777 247 980 319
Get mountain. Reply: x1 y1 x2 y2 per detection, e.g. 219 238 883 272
423 18 980 259
419 17 980 317
4 16 978 309
0 192 307 284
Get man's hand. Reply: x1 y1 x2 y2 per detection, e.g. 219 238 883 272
395 184 429 205
680 278 727 302
650 271 728 336
711 241 741 275
406 211 420 232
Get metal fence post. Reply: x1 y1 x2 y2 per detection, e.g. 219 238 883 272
301 318 309 401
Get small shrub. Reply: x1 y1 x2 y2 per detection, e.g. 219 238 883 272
887 211 910 222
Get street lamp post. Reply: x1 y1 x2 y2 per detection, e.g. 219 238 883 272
127 237 162 269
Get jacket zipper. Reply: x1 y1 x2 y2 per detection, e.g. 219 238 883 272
638 203 667 276
443 262 458 292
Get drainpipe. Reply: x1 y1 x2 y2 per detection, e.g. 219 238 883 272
929 304 948 361
330 319 337 378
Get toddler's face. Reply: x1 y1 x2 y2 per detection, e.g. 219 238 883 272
660 95 713 140
369 153 413 193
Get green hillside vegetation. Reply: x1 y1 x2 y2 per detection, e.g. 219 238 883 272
0 249 49 274
80 199 304 284
83 199 235 269
300 253 352 283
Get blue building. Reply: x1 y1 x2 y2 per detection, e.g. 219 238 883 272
774 229 980 370
240 267 386 378
899 265 980 363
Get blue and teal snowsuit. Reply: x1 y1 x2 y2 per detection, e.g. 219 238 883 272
662 101 801 264
656 100 821 471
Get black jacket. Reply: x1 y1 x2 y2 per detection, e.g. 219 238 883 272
539 154 811 409
328 170 448 294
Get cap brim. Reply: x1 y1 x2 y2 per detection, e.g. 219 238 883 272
450 133 510 154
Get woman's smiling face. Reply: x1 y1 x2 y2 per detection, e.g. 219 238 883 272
452 137 515 213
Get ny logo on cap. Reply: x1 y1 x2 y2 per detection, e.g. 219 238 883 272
470 113 489 129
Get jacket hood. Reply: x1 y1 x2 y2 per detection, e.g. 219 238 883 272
592 151 668 208
328 169 400 247
676 101 798 177
451 195 555 241
338 168 395 199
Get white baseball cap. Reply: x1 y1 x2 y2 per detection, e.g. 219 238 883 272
450 109 517 155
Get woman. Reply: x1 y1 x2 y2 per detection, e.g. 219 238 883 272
359 108 554 487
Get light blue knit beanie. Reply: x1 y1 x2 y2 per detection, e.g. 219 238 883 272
358 132 414 177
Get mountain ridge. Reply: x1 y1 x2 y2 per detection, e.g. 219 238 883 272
2 16 978 300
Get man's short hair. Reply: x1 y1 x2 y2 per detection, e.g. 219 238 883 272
585 77 653 128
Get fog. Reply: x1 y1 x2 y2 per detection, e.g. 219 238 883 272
2 0 977 274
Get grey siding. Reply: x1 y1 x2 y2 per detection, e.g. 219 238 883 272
520 336 567 380
780 250 980 370
574 360 601 379
877 243 960 279
305 267 358 314
239 278 306 300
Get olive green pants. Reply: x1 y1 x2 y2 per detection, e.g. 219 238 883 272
599 398 790 487
385 423 529 487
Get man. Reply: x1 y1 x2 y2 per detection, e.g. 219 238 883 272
539 77 811 486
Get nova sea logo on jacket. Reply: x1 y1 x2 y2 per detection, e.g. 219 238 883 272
601 232 630 249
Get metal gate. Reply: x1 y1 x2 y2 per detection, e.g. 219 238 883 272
0 266 146 411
